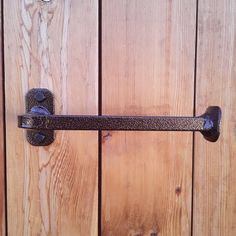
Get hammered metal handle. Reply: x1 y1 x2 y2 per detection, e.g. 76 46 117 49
18 89 222 146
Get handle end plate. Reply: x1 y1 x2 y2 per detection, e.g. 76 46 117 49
201 106 221 142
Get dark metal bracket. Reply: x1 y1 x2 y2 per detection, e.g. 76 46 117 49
18 88 222 146
24 88 54 146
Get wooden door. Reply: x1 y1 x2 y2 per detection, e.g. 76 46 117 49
4 1 98 235
0 0 5 234
2 0 236 236
193 1 236 235
102 1 196 235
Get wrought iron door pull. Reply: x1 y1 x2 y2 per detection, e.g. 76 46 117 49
18 89 222 146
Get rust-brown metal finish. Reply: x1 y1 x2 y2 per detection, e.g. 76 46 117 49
19 89 221 146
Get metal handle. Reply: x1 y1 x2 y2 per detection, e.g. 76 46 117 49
18 89 221 146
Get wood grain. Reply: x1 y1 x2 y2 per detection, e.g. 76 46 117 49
193 1 236 235
102 1 196 235
4 1 98 235
0 0 5 234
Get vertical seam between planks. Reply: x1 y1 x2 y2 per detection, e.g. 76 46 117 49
1 0 7 234
191 0 199 235
98 0 102 235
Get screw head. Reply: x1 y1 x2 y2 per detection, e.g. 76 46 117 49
33 133 46 144
34 91 46 102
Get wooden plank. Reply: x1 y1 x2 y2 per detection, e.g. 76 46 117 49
193 1 236 235
102 1 196 235
4 1 98 235
0 0 5 234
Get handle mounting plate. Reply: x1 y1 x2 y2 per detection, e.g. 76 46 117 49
26 88 54 146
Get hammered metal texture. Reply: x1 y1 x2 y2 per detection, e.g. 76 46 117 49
19 115 207 131
19 89 221 145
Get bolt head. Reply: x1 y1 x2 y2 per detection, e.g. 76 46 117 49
34 91 46 102
33 133 46 144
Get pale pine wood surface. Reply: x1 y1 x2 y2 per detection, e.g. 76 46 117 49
102 1 196 235
194 1 236 235
0 0 5 234
4 1 98 235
